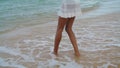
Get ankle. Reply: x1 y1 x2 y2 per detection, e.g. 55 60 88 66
53 51 58 56
75 52 80 57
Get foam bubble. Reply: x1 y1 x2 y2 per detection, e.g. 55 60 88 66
97 62 117 68
0 57 25 68
0 46 35 62
60 61 83 68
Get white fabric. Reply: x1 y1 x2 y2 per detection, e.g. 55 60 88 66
58 0 82 18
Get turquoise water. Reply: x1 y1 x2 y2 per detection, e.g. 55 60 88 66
0 0 59 18
0 0 60 33
0 0 100 19
0 0 119 33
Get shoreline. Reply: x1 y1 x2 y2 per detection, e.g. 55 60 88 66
0 11 119 39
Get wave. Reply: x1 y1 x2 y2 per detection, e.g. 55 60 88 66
0 0 100 18
80 0 100 12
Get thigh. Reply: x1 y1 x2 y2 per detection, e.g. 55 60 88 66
57 16 69 30
66 17 75 28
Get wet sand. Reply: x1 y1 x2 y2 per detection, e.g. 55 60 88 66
0 12 120 68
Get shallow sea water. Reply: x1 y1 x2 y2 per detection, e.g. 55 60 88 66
0 18 120 68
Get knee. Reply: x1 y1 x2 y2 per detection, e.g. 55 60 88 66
65 27 72 33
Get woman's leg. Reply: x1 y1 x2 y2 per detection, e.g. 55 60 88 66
65 17 80 56
54 16 68 55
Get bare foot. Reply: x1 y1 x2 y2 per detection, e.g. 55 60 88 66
74 56 80 64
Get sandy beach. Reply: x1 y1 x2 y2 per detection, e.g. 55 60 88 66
0 11 120 68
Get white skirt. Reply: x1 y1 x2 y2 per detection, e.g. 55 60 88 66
58 0 82 18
